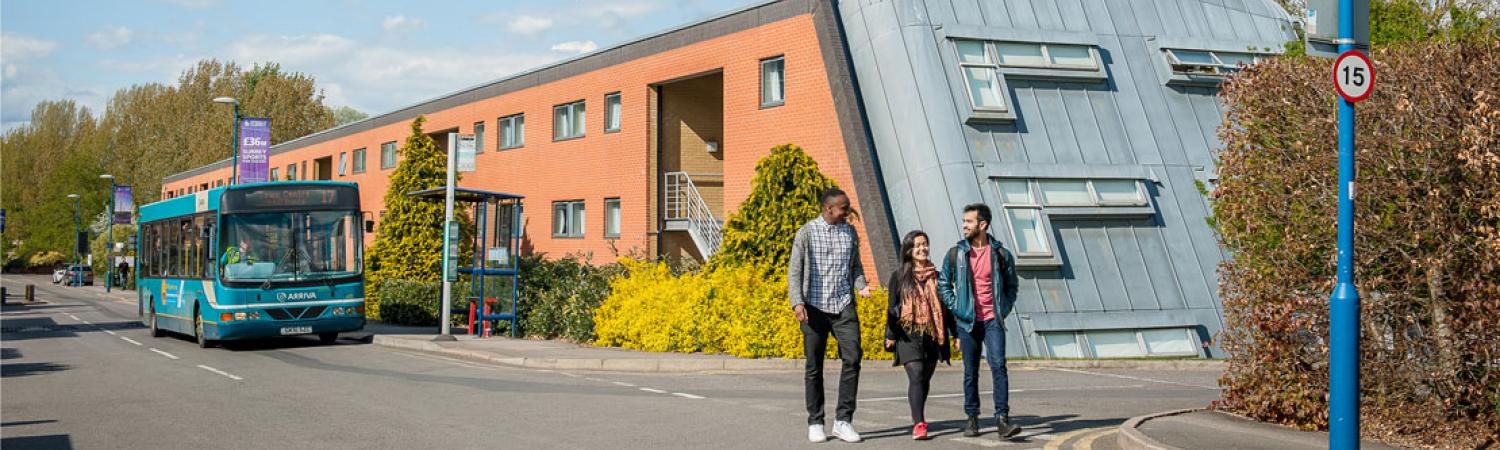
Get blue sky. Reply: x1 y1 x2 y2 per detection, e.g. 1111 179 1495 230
1 0 760 132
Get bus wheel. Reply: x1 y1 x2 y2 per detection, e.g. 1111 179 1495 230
148 303 163 338
318 333 338 345
194 309 214 349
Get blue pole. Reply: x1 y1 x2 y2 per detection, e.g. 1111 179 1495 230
1329 0 1361 447
230 104 240 185
106 180 115 293
71 198 79 287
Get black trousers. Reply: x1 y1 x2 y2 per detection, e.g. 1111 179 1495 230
802 305 862 424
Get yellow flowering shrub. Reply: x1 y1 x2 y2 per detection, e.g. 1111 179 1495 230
594 259 892 360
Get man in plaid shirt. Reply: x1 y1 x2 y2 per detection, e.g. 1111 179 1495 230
788 188 870 443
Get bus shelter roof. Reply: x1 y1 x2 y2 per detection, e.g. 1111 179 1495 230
405 187 525 203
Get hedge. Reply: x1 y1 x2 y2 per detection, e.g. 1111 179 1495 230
1213 40 1499 448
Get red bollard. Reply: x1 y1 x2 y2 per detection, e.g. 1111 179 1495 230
468 301 477 336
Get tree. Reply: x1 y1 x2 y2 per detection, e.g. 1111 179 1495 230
363 116 455 319
1281 0 1499 55
709 144 843 272
330 106 369 126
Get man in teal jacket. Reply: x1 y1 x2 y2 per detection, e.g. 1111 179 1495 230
938 203 1021 439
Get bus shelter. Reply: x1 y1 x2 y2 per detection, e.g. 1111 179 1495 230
406 187 524 337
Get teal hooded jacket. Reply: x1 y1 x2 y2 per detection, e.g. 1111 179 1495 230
937 234 1019 333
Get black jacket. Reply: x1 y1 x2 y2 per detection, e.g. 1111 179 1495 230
884 271 955 366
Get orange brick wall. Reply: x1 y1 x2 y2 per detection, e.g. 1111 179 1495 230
162 13 881 285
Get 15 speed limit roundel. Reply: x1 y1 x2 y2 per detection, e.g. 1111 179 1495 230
1333 50 1375 103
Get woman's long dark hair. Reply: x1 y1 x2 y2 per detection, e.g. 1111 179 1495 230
896 230 929 297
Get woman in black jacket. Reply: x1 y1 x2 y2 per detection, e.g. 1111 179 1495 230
884 229 954 440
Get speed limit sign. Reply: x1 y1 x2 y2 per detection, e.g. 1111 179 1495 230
1333 50 1374 103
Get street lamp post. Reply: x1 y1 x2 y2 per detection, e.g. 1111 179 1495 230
213 97 240 185
66 194 80 287
101 174 115 293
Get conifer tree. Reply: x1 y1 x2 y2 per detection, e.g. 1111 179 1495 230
364 116 453 319
709 143 844 273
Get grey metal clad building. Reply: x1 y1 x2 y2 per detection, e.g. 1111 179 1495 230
838 0 1295 358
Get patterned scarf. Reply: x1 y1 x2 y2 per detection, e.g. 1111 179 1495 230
900 262 944 341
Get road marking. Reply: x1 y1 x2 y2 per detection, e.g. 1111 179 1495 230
197 365 244 381
1074 428 1116 449
120 336 143 346
68 314 80 321
859 385 1147 402
1047 368 1217 389
948 436 1007 447
149 348 180 360
1044 427 1108 450
558 372 582 378
612 381 636 387
671 392 705 399
81 320 92 325
639 387 668 394
103 329 117 335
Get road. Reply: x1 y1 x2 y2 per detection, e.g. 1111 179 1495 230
2 274 1219 449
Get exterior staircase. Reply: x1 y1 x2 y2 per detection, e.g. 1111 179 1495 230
663 172 723 259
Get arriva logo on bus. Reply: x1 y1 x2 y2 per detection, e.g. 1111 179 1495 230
278 292 317 301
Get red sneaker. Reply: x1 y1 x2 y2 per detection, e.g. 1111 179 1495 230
913 421 929 440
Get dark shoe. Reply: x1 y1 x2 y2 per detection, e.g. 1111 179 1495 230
995 416 1021 439
963 416 980 437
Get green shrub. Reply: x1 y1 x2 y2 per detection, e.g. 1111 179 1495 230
711 143 843 273
377 279 442 326
506 254 625 342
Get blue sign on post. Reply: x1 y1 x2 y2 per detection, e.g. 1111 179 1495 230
113 186 133 224
239 118 272 183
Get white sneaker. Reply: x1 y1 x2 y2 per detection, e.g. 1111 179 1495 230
808 424 827 443
833 421 862 443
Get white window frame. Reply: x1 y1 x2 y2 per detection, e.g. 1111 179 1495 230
954 40 1008 112
352 148 366 174
380 141 398 169
499 114 525 149
604 92 621 133
1042 328 1201 358
473 121 485 154
604 198 621 238
287 163 298 181
337 152 347 176
1037 179 1148 207
995 178 1152 261
553 101 585 140
552 200 585 238
995 180 1056 258
1163 48 1264 76
760 56 785 107
270 167 280 181
993 41 1099 71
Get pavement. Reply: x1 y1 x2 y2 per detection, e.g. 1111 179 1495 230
0 273 1411 449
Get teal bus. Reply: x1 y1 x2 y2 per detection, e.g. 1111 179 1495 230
137 181 366 348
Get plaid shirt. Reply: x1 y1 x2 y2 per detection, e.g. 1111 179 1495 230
805 216 855 314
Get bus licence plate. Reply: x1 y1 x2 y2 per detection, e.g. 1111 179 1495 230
280 326 313 335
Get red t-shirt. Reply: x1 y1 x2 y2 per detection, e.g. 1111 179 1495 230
969 245 996 322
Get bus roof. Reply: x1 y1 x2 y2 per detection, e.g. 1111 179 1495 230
140 181 359 222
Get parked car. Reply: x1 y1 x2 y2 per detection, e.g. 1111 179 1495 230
52 264 68 284
62 265 93 286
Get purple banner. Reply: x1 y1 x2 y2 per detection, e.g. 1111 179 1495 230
113 185 133 224
238 117 271 183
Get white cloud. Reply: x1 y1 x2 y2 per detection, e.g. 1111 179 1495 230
506 15 554 36
228 34 357 66
86 26 135 50
2 32 59 62
550 40 598 54
382 15 426 33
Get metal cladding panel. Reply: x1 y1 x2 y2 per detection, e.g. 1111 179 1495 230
839 0 1292 355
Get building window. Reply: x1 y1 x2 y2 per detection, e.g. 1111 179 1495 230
500 114 525 149
473 121 485 154
997 180 1052 256
381 141 398 169
270 167 280 181
604 93 621 133
1041 328 1199 358
1163 49 1263 76
995 178 1150 259
604 198 621 238
1036 179 1147 207
287 163 298 181
338 152 348 176
553 101 585 140
301 161 307 181
760 56 785 107
352 148 366 174
994 42 1099 70
955 40 1007 111
552 200 585 238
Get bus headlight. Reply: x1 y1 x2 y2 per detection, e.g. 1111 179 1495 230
234 312 246 321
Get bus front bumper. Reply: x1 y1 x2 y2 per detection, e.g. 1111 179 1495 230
204 317 366 341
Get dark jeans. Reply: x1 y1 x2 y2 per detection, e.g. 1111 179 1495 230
802 305 861 424
959 318 1009 418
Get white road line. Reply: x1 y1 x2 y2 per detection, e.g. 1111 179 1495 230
68 315 80 321
612 381 637 387
859 385 1147 402
119 336 143 346
671 392 705 399
639 387 668 394
103 329 117 335
949 436 1007 447
149 348 180 360
558 372 582 378
81 320 92 325
197 365 244 381
1047 368 1218 389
